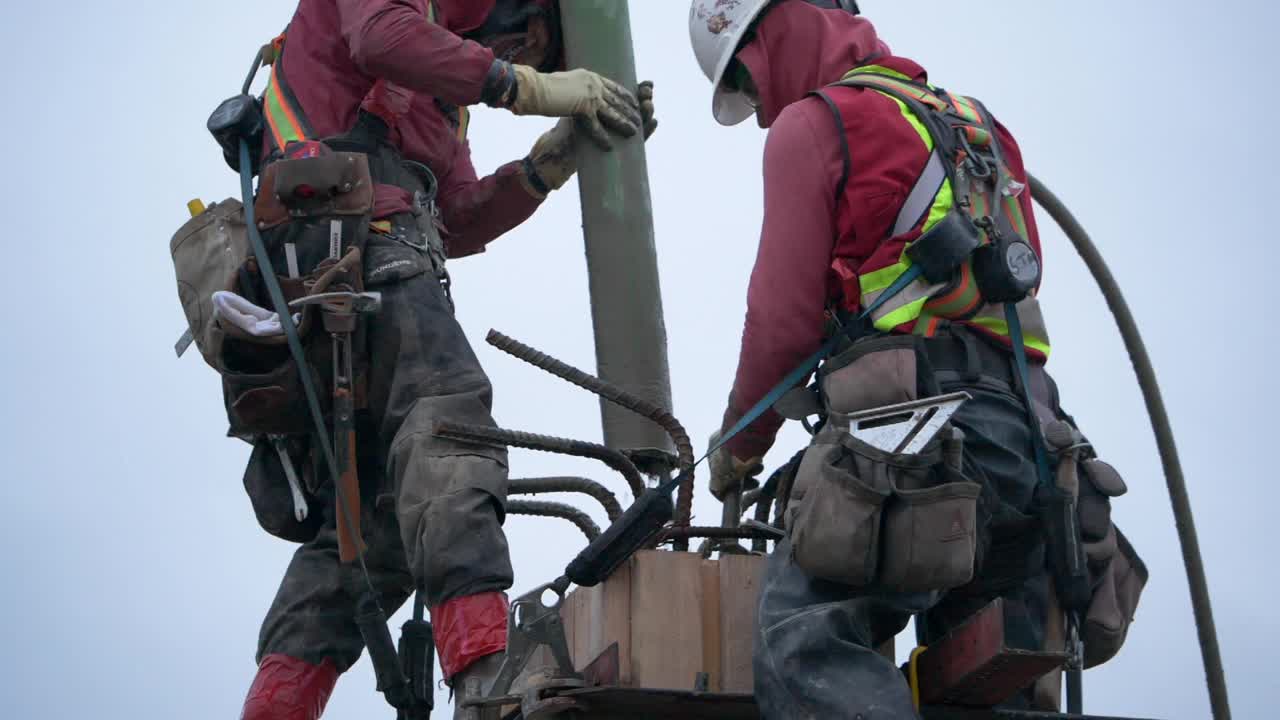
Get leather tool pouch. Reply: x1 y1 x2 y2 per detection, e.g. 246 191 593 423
788 425 981 592
219 247 365 437
220 149 375 438
242 435 323 543
1077 458 1147 667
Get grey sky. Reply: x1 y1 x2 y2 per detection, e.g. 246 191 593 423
1 1 1272 718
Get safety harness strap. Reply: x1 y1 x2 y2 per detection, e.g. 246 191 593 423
894 150 947 238
709 264 924 460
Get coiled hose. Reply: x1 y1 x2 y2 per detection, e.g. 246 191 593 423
1030 175 1230 720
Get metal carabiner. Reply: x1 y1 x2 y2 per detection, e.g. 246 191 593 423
955 126 993 180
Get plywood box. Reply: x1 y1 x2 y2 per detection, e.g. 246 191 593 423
558 550 767 693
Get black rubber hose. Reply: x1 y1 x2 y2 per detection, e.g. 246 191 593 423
1030 174 1230 720
433 421 646 499
509 477 623 521
659 526 776 544
508 499 601 542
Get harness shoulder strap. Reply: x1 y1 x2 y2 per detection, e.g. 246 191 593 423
810 90 851 205
262 34 315 152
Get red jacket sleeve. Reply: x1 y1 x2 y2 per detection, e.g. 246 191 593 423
436 139 544 259
338 0 495 106
722 100 841 461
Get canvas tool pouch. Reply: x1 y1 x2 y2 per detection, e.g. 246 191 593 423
1076 458 1147 667
819 333 934 416
171 198 250 370
788 424 980 591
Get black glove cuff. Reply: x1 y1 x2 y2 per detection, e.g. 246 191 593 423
521 156 552 196
481 60 518 108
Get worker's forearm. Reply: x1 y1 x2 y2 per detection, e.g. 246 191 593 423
340 0 495 106
441 161 545 259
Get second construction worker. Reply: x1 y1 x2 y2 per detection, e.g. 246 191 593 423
690 0 1144 717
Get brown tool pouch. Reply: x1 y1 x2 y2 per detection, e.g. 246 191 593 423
219 247 366 437
818 333 937 416
788 425 981 591
216 148 376 439
1076 458 1147 667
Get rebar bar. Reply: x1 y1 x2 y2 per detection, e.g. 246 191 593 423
433 421 645 499
508 500 601 542
486 330 699 549
509 477 623 521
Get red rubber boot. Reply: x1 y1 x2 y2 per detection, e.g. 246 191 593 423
241 654 339 720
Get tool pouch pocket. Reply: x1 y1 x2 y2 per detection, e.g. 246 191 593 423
819 334 934 415
879 463 982 592
242 436 323 543
1077 459 1147 667
218 248 365 437
788 426 980 591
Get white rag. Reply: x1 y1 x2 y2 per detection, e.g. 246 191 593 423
212 291 301 337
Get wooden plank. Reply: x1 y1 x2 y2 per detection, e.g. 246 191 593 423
717 554 766 694
629 550 706 691
700 559 724 692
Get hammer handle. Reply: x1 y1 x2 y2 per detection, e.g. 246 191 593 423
335 387 364 564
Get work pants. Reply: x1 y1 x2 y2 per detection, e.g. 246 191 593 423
754 332 1062 720
256 231 514 673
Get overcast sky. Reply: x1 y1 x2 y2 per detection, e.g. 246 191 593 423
0 1 1274 718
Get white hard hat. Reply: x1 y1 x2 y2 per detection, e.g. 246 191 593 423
689 0 774 126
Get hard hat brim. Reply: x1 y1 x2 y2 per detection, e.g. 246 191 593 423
703 0 773 126
713 87 756 126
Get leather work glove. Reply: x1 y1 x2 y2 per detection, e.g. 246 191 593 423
707 430 764 502
526 82 658 194
510 65 642 149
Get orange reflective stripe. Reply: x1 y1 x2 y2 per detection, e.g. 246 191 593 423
950 94 981 123
841 72 950 111
456 105 470 142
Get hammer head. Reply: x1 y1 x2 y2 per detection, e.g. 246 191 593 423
289 291 382 314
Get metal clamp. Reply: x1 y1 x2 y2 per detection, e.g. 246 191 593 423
465 580 584 719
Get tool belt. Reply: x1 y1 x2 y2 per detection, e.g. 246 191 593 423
784 327 1145 662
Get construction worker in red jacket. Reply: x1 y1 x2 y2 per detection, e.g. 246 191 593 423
237 2 655 719
691 1 1134 717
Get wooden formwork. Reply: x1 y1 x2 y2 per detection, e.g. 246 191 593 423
556 549 766 695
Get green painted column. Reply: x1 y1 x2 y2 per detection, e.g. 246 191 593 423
560 1 676 469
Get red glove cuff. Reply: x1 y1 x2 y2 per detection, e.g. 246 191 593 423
431 591 509 680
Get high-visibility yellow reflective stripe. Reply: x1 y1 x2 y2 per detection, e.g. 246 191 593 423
844 65 914 82
967 315 1052 356
877 295 931 330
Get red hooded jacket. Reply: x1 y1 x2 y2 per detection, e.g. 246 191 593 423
273 0 543 258
722 2 1040 461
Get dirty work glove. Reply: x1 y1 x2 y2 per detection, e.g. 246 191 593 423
524 82 659 195
707 430 764 502
510 64 642 149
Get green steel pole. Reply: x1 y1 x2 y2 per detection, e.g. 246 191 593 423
560 1 676 468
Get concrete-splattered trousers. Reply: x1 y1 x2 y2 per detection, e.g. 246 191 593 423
755 329 1068 720
256 229 513 676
